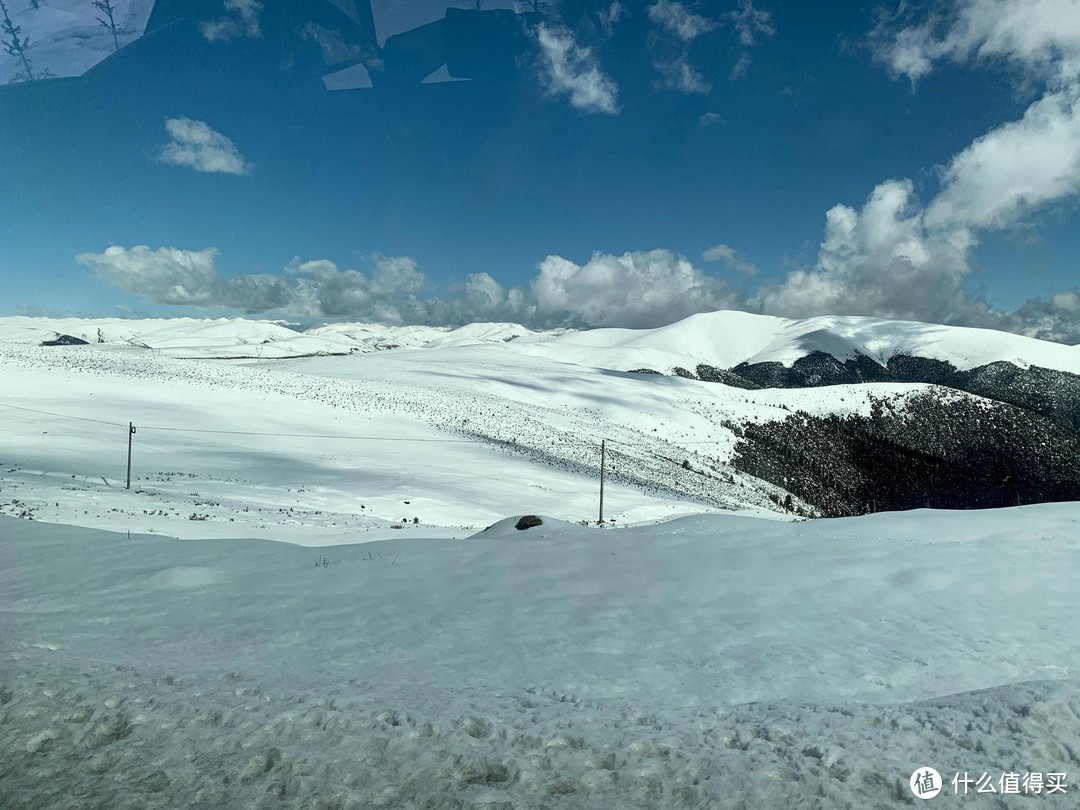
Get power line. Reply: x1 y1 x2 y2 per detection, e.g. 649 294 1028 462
1 401 736 449
0 403 473 447
135 425 477 442
0 402 126 428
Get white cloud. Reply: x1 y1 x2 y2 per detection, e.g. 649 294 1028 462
284 256 431 321
645 3 718 93
647 1 716 41
730 0 774 47
871 0 1080 86
76 246 290 311
729 52 752 79
654 53 711 94
999 289 1080 342
530 249 744 327
727 0 774 78
646 1 773 86
699 111 725 125
536 24 620 114
158 118 251 176
924 86 1080 231
757 180 979 324
703 243 758 275
77 246 223 307
201 0 263 43
83 242 1080 341
598 1 627 38
84 245 749 330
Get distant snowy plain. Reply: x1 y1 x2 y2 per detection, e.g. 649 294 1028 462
2 315 1079 808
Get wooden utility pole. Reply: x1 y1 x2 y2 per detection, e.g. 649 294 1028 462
599 439 606 523
126 423 135 489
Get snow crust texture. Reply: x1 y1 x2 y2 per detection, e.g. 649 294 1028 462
3 665 1078 810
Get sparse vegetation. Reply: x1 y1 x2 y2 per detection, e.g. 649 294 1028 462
1 0 50 82
91 0 121 52
733 391 1080 517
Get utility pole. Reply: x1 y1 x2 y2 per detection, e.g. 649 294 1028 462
598 439 605 524
126 423 136 489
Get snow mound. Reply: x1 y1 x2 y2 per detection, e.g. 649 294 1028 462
470 514 584 538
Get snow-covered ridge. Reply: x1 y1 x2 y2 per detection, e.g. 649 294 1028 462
0 316 564 359
515 311 1080 375
3 311 1078 374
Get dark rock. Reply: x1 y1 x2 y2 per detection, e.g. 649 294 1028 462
41 334 89 346
515 515 543 530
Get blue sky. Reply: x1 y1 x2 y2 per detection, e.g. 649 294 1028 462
0 0 1078 341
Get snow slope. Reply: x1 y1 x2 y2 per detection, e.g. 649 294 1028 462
2 505 1078 808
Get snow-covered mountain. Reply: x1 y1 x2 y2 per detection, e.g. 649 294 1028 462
2 311 1079 531
5 310 1077 371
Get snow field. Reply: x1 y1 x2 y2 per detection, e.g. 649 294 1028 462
0 339 816 540
2 505 1080 808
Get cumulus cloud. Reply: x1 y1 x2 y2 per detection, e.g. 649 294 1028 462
530 249 744 328
699 111 725 125
83 245 749 330
997 289 1080 343
647 1 717 41
536 24 620 114
201 0 263 43
77 246 224 306
924 86 1080 231
158 118 251 176
281 255 431 321
76 246 289 311
758 0 1080 344
703 243 758 275
82 240 1079 342
758 180 978 324
756 174 1080 342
